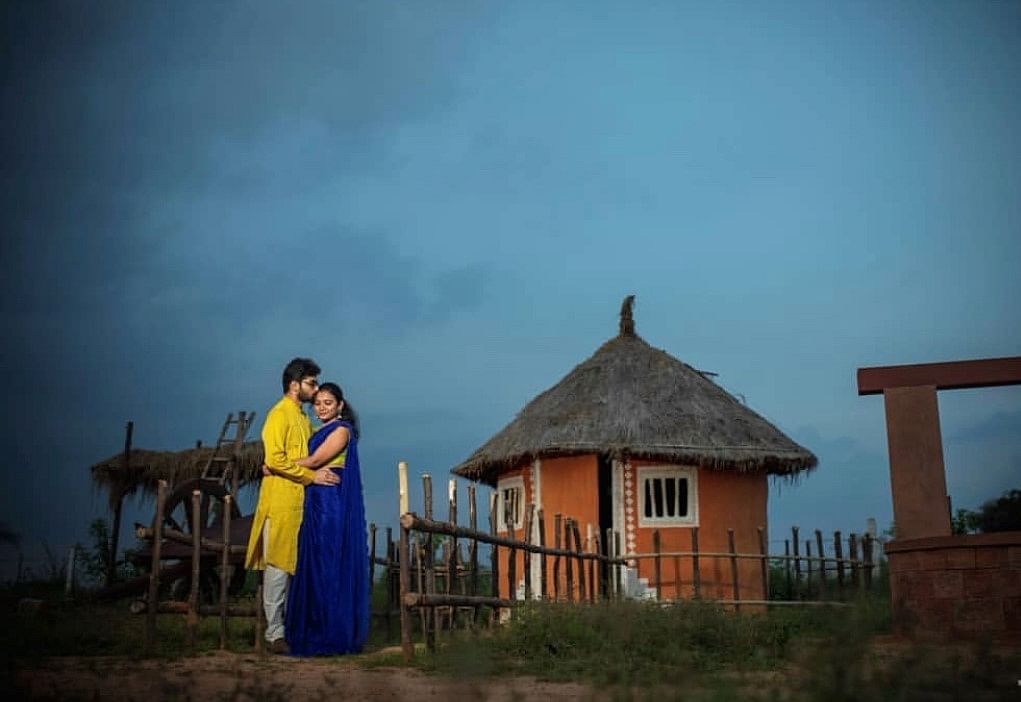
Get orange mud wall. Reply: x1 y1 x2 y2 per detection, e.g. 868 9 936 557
495 457 768 602
495 455 599 600
629 461 768 602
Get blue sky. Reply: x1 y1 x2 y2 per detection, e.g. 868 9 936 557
2 1 1019 575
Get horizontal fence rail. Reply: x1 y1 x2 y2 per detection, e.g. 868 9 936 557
396 464 880 660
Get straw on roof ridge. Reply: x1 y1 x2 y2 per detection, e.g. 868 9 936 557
453 297 817 486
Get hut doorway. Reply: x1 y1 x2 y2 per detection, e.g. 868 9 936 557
598 453 613 587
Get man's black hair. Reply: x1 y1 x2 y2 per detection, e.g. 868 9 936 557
282 357 321 393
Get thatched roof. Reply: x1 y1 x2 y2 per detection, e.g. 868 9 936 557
90 441 265 505
452 296 817 486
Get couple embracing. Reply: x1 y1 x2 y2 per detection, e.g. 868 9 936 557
244 357 370 656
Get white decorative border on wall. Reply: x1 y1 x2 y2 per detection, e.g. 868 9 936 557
623 461 637 566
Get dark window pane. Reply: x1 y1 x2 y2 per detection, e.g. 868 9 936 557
678 479 688 517
644 479 652 518
665 479 676 517
653 478 664 517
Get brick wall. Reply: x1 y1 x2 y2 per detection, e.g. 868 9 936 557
886 532 1021 642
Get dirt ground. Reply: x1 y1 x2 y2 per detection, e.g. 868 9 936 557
11 649 600 702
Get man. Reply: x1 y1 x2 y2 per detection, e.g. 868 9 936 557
245 357 340 653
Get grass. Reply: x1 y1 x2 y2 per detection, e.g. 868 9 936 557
4 578 1019 701
416 597 1019 700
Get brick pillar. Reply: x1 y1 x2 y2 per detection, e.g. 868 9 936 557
882 385 951 540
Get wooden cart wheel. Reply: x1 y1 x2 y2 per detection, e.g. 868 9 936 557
153 478 246 599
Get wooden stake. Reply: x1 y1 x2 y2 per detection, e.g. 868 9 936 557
691 527 701 599
792 527 801 597
815 530 827 598
538 509 548 600
399 522 413 660
862 533 873 591
398 461 409 516
757 526 768 601
422 474 435 650
564 518 574 602
187 489 201 651
572 520 586 602
586 524 595 602
447 480 457 629
144 480 166 655
653 529 662 600
727 528 740 612
522 503 534 600
834 531 845 589
219 495 231 650
849 533 859 589
553 514 562 601
489 492 500 623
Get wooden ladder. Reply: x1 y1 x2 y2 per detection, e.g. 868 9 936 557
201 411 256 495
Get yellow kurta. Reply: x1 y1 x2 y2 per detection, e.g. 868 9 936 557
245 396 318 574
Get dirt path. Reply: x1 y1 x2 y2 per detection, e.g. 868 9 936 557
12 651 600 701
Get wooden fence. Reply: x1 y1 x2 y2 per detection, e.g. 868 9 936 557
135 467 878 658
395 465 879 660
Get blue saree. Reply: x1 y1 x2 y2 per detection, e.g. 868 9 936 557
285 419 370 655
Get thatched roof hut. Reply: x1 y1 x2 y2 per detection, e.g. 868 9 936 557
453 296 817 602
90 441 266 505
453 296 817 486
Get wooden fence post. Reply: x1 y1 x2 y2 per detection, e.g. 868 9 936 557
691 527 701 599
849 533 860 589
187 489 201 652
397 461 412 658
564 518 574 602
422 474 436 650
862 533 873 591
506 505 517 602
447 480 458 629
538 509 548 600
489 493 500 604
614 531 622 598
572 520 586 603
523 504 534 601
784 540 791 599
727 528 740 611
586 524 595 602
815 530 827 598
468 485 479 625
219 494 231 650
792 527 801 598
805 540 813 595
554 514 562 601
145 480 166 655
757 526 768 601
834 531 845 590
653 529 662 601
600 526 608 595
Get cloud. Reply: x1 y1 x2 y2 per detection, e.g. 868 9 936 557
770 426 893 538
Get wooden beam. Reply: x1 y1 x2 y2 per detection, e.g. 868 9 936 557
857 356 1021 395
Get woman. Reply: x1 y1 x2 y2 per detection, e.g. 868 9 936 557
284 382 370 655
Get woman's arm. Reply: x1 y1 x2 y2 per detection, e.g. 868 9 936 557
296 426 350 468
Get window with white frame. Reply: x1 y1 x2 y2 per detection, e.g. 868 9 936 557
496 476 525 532
637 466 697 527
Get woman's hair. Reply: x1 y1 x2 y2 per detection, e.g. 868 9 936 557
316 382 360 438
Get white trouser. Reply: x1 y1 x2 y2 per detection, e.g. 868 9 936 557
262 519 290 642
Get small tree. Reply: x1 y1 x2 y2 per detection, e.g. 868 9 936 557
951 508 980 535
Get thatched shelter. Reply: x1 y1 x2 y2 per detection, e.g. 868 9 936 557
90 441 266 505
452 296 816 601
